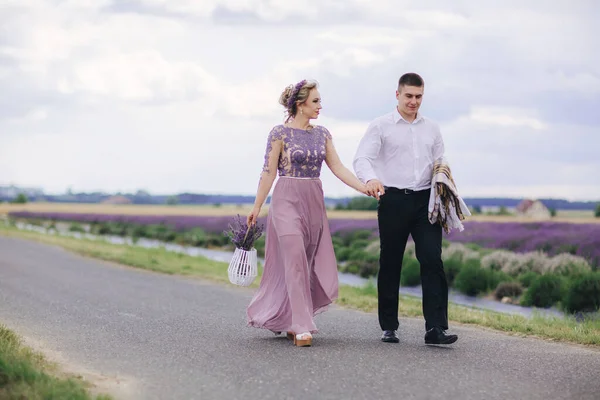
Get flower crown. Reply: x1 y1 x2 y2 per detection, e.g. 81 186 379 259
286 79 307 109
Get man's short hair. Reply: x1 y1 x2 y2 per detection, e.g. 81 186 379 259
398 73 424 89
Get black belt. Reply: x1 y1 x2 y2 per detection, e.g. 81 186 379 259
384 186 429 195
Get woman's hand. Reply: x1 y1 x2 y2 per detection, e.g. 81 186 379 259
247 206 261 226
359 183 370 196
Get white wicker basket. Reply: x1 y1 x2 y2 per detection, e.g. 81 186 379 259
228 247 258 286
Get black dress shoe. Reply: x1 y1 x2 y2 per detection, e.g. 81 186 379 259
381 330 399 343
424 327 458 345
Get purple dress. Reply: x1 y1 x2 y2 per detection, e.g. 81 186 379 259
246 124 339 334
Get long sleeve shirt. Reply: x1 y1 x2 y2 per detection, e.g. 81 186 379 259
353 108 445 191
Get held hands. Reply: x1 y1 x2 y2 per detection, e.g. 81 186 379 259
365 179 385 200
359 184 370 197
247 206 261 226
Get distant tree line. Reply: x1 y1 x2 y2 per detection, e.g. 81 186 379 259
334 197 600 219
335 197 378 211
11 193 28 204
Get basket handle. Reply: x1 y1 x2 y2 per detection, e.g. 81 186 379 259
242 225 252 244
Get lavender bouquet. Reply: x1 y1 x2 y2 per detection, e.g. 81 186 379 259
223 214 265 251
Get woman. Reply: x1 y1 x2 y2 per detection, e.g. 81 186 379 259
246 79 369 347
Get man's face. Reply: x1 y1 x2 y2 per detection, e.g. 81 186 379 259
396 85 423 118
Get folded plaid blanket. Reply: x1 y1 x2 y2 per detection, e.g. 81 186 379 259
428 157 471 233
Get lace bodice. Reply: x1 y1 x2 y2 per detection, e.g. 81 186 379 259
262 124 332 178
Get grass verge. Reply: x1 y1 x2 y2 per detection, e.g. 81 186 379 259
1 224 599 347
0 324 111 400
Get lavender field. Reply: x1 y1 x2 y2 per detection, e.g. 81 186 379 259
7 211 250 233
6 211 380 235
7 211 600 268
445 221 600 268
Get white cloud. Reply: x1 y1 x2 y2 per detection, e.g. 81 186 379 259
551 71 600 96
317 28 417 48
57 50 219 102
0 0 599 202
5 108 48 124
126 0 338 21
124 0 218 16
463 107 547 130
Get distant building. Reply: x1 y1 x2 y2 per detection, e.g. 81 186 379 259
515 199 551 219
101 195 132 205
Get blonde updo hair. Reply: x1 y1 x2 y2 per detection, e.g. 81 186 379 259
279 79 318 122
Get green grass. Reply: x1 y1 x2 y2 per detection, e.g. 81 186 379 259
0 324 111 400
2 224 600 348
338 282 600 346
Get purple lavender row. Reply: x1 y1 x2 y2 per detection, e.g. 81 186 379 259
7 211 379 234
444 221 600 267
7 211 264 233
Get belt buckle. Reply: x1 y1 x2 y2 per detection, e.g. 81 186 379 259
404 188 412 195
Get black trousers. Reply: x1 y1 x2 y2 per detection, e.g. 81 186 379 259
377 187 449 331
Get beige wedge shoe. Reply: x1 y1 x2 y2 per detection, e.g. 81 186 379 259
293 332 312 347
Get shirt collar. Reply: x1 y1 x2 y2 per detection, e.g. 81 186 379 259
393 106 423 124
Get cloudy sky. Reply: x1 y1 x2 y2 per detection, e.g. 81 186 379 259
1 0 599 201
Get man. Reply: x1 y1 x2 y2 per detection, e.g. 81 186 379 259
353 72 458 345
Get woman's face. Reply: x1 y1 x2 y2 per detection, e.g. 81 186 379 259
298 88 322 119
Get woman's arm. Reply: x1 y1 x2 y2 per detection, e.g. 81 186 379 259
324 134 368 195
248 132 282 226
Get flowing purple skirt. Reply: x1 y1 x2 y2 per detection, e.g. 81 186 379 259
247 176 339 334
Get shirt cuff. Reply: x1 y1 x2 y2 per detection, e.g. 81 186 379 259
362 175 379 184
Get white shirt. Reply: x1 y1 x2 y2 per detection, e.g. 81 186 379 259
353 108 445 191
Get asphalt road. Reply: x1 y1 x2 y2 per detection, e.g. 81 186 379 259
1 236 599 400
